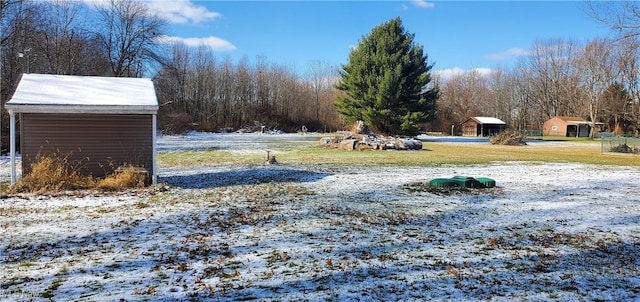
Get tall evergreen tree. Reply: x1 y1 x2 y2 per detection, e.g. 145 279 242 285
335 17 438 135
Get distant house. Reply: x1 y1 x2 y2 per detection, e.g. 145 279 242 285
542 116 601 137
461 117 506 137
5 74 159 184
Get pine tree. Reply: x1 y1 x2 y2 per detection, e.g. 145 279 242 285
335 17 438 136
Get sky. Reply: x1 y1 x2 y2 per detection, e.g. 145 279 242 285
145 0 614 78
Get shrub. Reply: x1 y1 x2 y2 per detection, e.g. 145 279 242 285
162 112 192 135
490 130 527 146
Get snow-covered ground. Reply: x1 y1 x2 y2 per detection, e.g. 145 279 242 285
1 133 639 301
156 131 323 152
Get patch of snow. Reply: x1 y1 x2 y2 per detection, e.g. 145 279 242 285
157 131 322 152
0 132 638 301
416 135 490 143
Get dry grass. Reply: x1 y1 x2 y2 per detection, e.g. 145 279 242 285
158 139 640 167
96 166 149 191
159 150 237 167
9 155 95 194
291 139 640 166
6 155 148 194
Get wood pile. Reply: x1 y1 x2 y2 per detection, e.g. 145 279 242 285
320 131 423 151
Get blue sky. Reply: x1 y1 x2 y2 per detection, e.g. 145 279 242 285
148 1 613 77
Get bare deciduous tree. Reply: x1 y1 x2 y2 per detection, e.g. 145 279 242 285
614 37 640 134
575 37 617 137
436 70 488 133
600 82 631 134
94 0 166 77
485 69 514 124
587 1 640 134
307 59 334 122
510 66 542 131
30 0 108 76
520 38 581 119
587 1 640 40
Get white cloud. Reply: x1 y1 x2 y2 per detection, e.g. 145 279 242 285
473 67 493 77
485 47 529 60
156 35 236 51
434 67 494 82
82 0 221 24
411 0 435 9
80 0 108 8
434 67 465 81
149 0 221 24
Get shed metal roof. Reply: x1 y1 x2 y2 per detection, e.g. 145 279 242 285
5 74 158 114
468 117 506 125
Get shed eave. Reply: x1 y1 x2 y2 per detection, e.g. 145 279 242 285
5 104 158 114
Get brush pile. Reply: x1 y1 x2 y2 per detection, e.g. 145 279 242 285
490 130 527 145
610 143 640 154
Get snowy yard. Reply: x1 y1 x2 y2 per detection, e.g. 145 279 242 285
1 133 639 301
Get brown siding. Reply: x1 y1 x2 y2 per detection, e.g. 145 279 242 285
461 120 478 136
21 113 153 178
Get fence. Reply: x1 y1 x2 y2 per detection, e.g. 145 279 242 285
600 136 640 154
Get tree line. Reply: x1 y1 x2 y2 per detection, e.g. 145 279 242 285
434 2 640 137
2 0 640 141
153 47 342 134
0 0 342 140
435 36 640 137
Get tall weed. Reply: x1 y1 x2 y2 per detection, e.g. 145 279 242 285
10 153 94 194
7 153 148 194
97 166 149 191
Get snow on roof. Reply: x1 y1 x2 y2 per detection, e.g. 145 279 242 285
5 74 158 114
472 116 506 124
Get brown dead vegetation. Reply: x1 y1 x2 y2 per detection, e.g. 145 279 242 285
490 130 527 146
6 154 149 194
